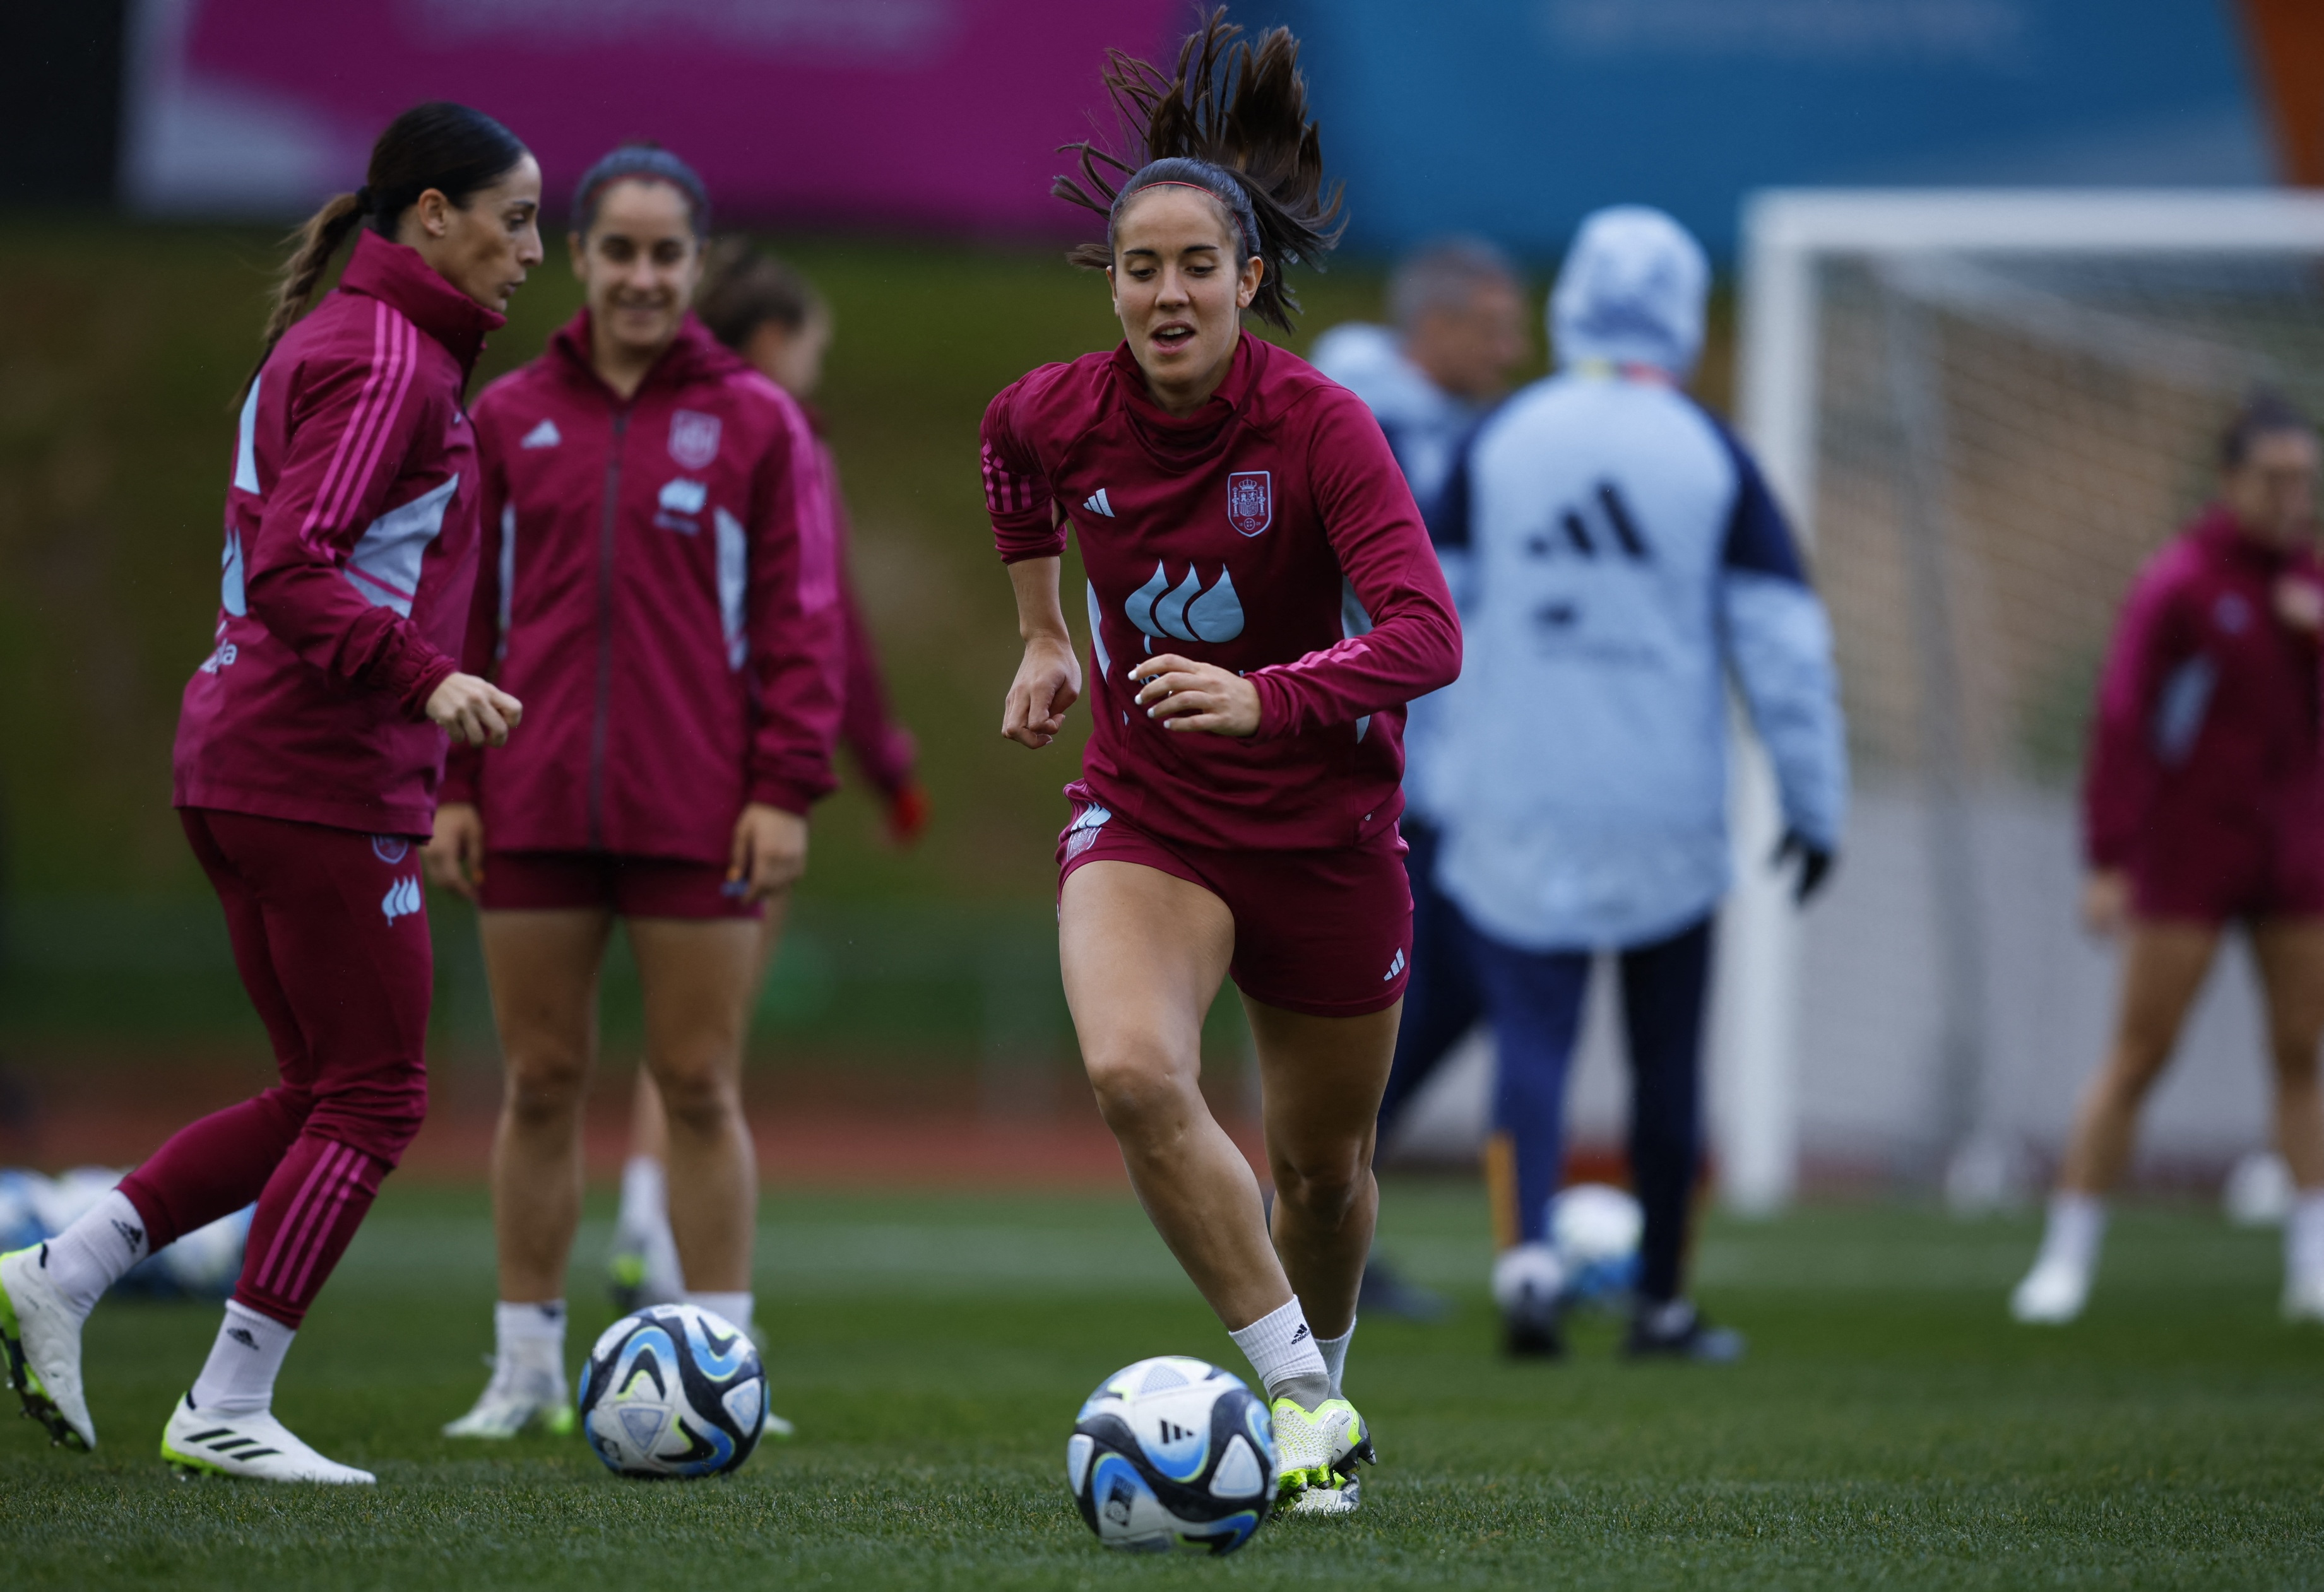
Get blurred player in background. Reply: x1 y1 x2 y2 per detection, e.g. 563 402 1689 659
602 239 930 1312
2013 392 2324 1326
1433 206 1846 1361
1311 239 1529 1321
0 103 540 1482
427 145 843 1437
985 14 1459 1515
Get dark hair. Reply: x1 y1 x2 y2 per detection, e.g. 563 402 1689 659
1054 8 1344 331
260 102 527 359
571 143 711 241
2222 387 2318 469
1389 236 1519 331
696 238 825 350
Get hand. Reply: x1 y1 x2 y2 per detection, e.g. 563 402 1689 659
2081 869 2130 937
424 802 485 901
1002 636 1081 749
427 672 523 748
1772 830 1835 905
1131 654 1260 738
728 803 809 904
2275 575 2324 634
884 780 931 847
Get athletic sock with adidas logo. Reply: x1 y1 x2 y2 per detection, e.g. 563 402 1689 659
189 1300 295 1416
41 1188 151 1317
1228 1296 1331 1408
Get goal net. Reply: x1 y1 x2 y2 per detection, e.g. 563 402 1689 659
1719 191 2324 1211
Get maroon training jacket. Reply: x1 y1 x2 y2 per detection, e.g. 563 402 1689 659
442 311 843 863
175 229 502 837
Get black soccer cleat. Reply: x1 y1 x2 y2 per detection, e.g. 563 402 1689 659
1623 1298 1743 1363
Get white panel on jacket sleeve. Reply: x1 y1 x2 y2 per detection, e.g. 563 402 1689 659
714 505 748 671
233 375 262 495
1086 580 1111 680
220 530 246 617
344 475 458 617
497 503 516 634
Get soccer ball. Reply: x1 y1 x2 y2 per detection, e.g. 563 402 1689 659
578 1303 767 1478
1066 1356 1275 1555
1551 1182 1643 1306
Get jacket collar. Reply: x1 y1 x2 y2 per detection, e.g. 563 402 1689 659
2193 500 2309 574
547 309 738 401
336 229 504 377
1110 330 1262 459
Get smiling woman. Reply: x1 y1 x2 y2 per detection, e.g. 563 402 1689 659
976 8 1462 1524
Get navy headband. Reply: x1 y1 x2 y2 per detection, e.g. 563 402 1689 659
571 144 710 237
1116 159 1260 258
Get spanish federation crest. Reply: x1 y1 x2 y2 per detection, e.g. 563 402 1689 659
1226 470 1272 537
669 410 723 470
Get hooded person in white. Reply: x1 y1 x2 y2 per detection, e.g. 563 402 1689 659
1431 205 1846 1359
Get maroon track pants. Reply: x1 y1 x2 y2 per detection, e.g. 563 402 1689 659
119 810 433 1327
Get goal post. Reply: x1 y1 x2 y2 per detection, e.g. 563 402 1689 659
1718 189 2324 1214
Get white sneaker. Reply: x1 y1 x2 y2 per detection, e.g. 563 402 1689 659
442 1355 573 1439
162 1394 375 1483
1269 1396 1374 1516
2282 1274 2324 1323
2010 1258 2090 1324
0 1245 95 1451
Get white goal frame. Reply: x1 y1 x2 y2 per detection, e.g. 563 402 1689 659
1717 188 2324 1214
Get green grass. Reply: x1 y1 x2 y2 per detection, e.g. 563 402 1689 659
3 1182 2319 1589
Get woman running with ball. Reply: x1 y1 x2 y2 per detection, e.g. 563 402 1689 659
983 13 1459 1515
0 102 540 1482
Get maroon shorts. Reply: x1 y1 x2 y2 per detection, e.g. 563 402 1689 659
478 850 762 919
2133 827 2324 924
1055 793 1413 1018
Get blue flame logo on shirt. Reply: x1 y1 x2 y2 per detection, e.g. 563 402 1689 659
1125 562 1243 645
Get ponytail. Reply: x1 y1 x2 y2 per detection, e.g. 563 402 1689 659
1053 8 1344 330
249 101 527 383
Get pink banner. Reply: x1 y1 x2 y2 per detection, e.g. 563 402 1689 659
152 0 1178 232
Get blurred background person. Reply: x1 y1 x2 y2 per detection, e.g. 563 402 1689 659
1 102 538 1482
1433 206 1846 1360
2013 392 2324 1327
427 145 843 1438
602 239 930 1312
1312 238 1528 1323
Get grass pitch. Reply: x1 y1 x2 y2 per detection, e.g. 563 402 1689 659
1 1181 2318 1589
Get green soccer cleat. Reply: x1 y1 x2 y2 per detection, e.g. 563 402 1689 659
162 1393 374 1483
1269 1395 1376 1516
442 1355 574 1439
0 1244 95 1452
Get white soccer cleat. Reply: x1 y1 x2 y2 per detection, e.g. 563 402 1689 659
2009 1258 2090 1324
442 1356 573 1439
1270 1396 1374 1516
0 1244 96 1451
2282 1274 2324 1324
162 1394 375 1483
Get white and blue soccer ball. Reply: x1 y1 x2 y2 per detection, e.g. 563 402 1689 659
1551 1182 1644 1306
1067 1356 1274 1555
578 1303 767 1478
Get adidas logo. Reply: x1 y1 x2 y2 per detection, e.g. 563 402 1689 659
1384 948 1407 981
227 1327 258 1350
111 1218 145 1251
1289 1324 1310 1344
519 418 562 449
1158 1419 1194 1444
381 876 422 924
1081 488 1116 517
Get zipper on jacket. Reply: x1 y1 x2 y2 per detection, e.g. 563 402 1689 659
588 409 629 848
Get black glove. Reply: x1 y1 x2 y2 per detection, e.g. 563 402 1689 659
1772 830 1835 905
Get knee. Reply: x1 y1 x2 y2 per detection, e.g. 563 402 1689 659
1083 1044 1195 1141
651 1060 741 1138
1270 1147 1367 1230
503 1044 589 1128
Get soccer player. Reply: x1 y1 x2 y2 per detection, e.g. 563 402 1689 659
1432 206 1846 1360
602 241 929 1312
0 103 540 1482
2013 392 2324 1325
1311 239 1529 1320
427 146 843 1437
983 15 1460 1514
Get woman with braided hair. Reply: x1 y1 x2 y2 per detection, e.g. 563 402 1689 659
983 11 1459 1515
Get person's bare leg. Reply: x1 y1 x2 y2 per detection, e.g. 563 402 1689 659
1060 862 1292 1328
2056 922 2220 1193
480 909 614 1302
1247 996 1400 1341
623 897 788 1170
2250 919 2324 1187
629 916 764 1295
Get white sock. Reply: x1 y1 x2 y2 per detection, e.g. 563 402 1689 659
2036 1193 2106 1276
1315 1322 1354 1400
618 1155 667 1232
42 1189 150 1316
685 1290 754 1336
495 1299 566 1383
1227 1297 1328 1403
189 1300 295 1417
2287 1190 2324 1286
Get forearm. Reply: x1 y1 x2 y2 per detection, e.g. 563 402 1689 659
1248 604 1460 740
1011 557 1072 648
